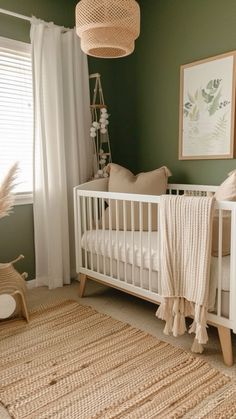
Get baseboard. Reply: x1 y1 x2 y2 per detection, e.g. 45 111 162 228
26 279 37 289
26 278 78 288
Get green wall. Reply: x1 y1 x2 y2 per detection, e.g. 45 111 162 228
88 55 139 172
0 0 77 42
134 0 236 184
0 205 35 279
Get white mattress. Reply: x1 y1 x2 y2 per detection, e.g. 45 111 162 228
81 230 231 292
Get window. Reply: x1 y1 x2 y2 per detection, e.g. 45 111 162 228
0 37 33 202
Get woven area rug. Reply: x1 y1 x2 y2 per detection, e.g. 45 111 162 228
0 300 235 419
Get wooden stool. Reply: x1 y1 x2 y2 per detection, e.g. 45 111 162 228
0 255 29 322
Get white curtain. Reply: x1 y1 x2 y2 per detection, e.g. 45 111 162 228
30 19 92 289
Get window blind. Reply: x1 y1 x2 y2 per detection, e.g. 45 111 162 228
0 37 33 194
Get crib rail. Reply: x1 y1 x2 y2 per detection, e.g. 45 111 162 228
74 180 236 332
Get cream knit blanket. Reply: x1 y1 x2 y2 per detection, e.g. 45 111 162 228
156 195 215 353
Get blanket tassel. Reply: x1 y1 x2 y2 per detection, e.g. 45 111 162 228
191 338 204 354
196 324 208 345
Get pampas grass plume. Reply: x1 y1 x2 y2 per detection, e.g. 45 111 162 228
0 163 18 219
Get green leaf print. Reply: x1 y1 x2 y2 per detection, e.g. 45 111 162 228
207 80 213 90
189 105 199 121
209 90 222 116
188 91 195 104
202 89 214 103
213 114 227 139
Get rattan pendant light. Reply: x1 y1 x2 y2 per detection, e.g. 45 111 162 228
75 0 140 58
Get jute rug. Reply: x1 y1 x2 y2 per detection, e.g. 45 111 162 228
0 300 235 419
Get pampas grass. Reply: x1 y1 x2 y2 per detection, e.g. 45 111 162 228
0 163 18 219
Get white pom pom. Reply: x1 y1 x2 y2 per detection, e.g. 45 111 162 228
101 154 107 159
100 159 106 165
103 173 109 178
103 113 108 119
105 120 109 126
101 124 106 129
98 169 103 175
101 129 107 134
92 121 99 128
90 127 96 132
99 119 106 125
101 108 107 113
99 148 104 154
90 132 96 138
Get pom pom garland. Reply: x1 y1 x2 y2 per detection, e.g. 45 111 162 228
89 74 112 179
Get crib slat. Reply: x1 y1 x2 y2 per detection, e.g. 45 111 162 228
88 197 94 271
102 198 106 276
108 199 113 278
158 200 161 295
115 200 120 280
148 202 152 291
217 209 223 316
139 202 143 288
131 201 135 285
94 197 100 273
230 208 236 330
82 196 88 269
123 200 127 283
77 195 83 272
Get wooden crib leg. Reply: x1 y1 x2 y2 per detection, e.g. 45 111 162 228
78 274 87 298
217 325 233 367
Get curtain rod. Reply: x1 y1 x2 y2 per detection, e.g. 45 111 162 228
0 8 31 22
0 8 72 31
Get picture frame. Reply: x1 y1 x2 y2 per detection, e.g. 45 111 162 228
179 51 236 160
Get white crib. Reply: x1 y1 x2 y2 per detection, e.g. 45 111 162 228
74 178 236 366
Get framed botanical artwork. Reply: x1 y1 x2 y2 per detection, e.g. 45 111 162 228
179 51 236 160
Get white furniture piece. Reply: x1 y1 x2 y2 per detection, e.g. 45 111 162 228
74 178 236 366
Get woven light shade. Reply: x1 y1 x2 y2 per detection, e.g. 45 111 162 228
75 0 140 58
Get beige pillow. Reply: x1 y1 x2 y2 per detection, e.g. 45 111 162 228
212 170 236 256
103 164 172 231
215 170 236 201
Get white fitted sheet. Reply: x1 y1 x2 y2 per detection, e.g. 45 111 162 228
81 230 230 292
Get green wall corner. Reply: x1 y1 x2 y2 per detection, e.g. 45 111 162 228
0 205 35 279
